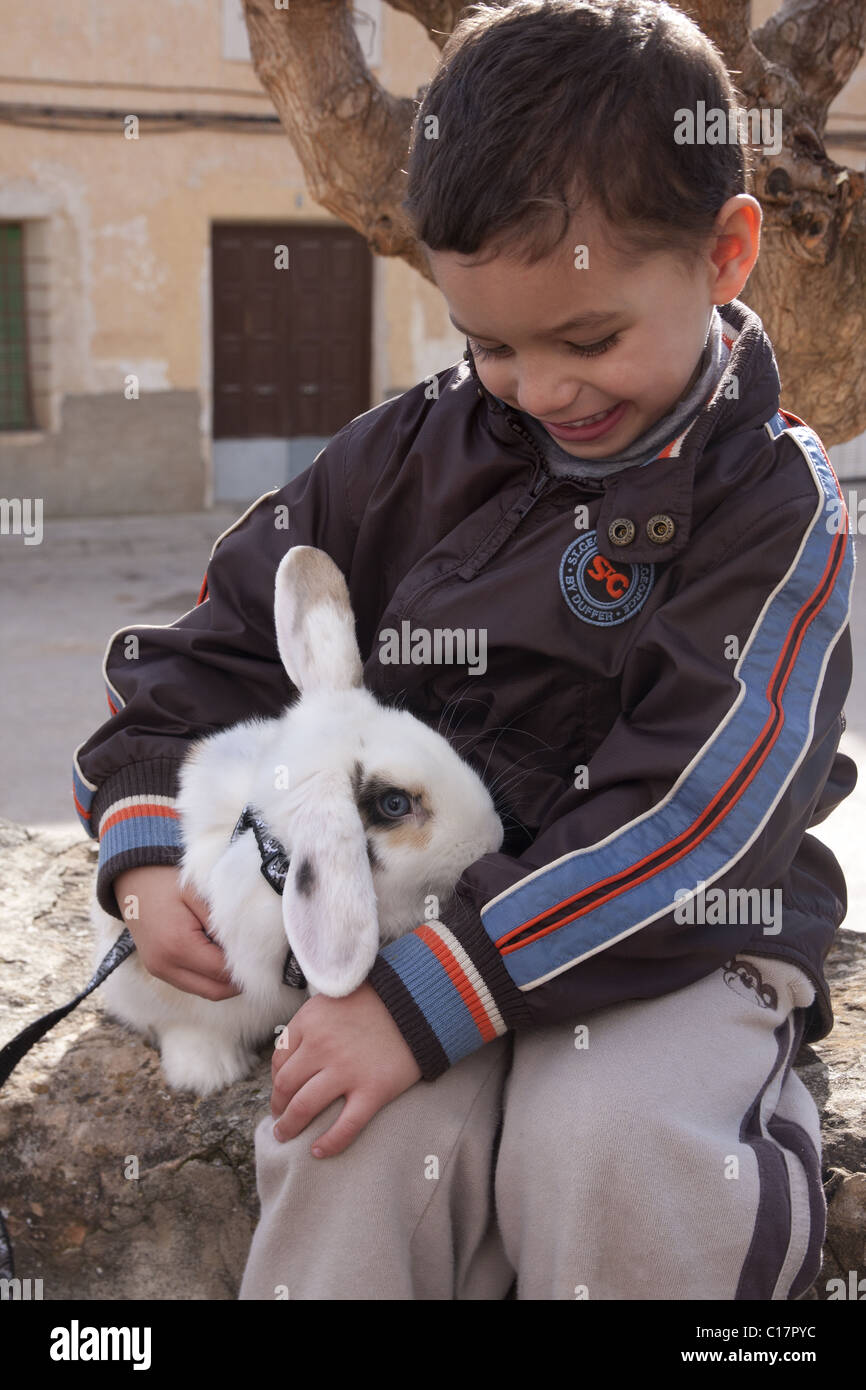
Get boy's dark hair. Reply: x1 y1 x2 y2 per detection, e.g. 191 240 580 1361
402 0 752 271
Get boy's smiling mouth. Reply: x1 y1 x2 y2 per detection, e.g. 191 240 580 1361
544 405 617 426
540 400 628 442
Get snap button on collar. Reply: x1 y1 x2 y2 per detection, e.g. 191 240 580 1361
647 514 676 544
609 517 636 546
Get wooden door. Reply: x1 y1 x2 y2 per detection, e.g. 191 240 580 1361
212 222 372 440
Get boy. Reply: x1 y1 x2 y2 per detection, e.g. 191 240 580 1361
74 0 856 1299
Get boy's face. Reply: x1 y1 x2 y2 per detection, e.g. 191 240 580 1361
426 204 752 459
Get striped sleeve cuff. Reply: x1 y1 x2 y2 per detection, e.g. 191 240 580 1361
367 894 534 1081
89 759 186 918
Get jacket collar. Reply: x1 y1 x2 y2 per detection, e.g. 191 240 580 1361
462 298 782 564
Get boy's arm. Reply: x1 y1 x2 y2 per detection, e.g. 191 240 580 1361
74 424 360 919
368 470 857 1081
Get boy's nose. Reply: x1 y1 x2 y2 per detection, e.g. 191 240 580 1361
511 365 583 422
514 385 584 422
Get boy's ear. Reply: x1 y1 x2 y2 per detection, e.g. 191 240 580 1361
273 546 363 695
709 195 762 303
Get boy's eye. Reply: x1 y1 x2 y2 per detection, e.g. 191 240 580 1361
469 333 621 361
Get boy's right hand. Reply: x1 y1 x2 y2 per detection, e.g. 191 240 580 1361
112 865 242 1001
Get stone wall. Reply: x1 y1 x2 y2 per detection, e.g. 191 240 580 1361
0 392 204 517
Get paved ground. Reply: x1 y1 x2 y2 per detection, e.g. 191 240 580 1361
1 507 864 929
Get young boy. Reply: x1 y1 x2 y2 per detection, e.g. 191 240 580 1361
74 0 856 1300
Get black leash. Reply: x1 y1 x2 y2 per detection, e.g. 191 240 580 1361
0 926 136 1279
0 806 300 1281
230 806 306 990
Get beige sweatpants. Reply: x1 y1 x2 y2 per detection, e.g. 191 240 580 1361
238 952 825 1301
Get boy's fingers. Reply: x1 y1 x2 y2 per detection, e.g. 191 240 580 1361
307 1093 374 1158
187 933 236 981
177 914 236 984
142 923 240 998
270 1045 314 1117
178 931 240 992
180 885 212 928
272 1067 336 1140
271 1025 299 1078
163 966 241 1001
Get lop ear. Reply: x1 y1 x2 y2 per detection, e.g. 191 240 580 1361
274 546 363 695
282 771 380 996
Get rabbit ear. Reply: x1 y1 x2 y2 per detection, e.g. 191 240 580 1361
282 771 380 996
274 546 363 695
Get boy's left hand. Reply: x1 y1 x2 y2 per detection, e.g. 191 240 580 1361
270 983 423 1156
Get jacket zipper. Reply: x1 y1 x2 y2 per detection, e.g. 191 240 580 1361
456 466 550 580
444 394 552 579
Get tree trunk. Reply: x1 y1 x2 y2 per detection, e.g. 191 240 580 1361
241 0 866 445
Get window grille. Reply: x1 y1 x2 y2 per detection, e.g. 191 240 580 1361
0 223 35 430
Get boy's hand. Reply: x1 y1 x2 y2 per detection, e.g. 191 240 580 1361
270 983 423 1156
112 865 242 1001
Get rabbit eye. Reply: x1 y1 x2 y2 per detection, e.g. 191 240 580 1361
378 790 412 819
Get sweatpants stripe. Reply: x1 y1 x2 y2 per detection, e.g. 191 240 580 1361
735 1015 802 1300
766 1114 826 1300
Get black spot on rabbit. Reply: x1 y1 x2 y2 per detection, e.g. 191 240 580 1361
295 856 316 897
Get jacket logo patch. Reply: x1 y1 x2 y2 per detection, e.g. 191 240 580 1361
559 530 654 627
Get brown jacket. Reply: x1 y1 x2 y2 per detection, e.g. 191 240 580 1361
73 298 856 1080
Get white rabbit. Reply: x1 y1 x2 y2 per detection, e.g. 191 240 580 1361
91 545 504 1096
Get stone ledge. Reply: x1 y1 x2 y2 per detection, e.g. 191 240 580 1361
1 820 863 1300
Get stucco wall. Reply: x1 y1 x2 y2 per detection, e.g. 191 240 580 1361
0 0 463 514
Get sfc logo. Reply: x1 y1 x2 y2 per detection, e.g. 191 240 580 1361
559 530 654 627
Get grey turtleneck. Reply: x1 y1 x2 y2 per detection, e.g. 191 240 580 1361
491 307 730 481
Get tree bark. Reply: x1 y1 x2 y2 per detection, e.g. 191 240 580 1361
241 0 427 273
242 0 866 444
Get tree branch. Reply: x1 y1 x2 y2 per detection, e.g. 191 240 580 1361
751 0 866 130
241 0 431 277
686 0 759 82
381 0 466 50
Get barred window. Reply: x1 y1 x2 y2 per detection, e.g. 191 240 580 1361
0 223 35 430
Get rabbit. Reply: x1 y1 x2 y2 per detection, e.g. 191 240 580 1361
91 544 504 1096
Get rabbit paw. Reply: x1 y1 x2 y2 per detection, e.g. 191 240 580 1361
159 1025 259 1096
